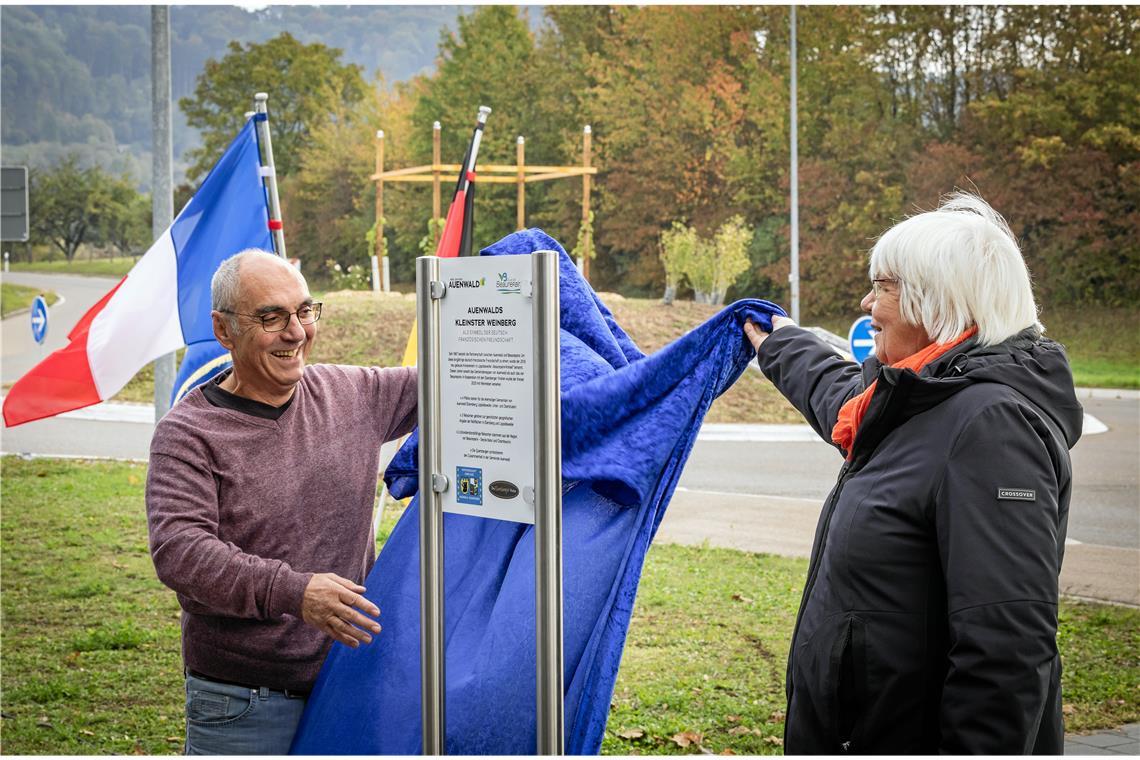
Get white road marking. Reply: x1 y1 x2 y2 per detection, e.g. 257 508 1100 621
0 395 154 425
0 399 1113 440
697 423 822 442
1082 414 1108 435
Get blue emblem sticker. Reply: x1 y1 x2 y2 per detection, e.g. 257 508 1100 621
456 466 483 506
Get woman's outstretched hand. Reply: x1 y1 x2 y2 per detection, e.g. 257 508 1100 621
743 315 797 352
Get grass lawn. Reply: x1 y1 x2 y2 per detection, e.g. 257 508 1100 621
108 290 414 405
108 293 1136 408
9 257 136 278
1041 305 1140 389
1 457 1137 754
6 273 1125 406
6 250 1138 391
814 304 1140 390
113 290 802 420
1 282 59 318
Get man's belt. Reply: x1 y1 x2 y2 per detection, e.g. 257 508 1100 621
186 669 310 699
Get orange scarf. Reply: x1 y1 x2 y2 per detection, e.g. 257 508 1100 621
831 327 977 459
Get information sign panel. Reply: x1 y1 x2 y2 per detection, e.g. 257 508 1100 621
438 255 536 524
1 166 29 242
848 315 875 364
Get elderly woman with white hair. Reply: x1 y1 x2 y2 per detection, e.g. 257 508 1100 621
743 193 1083 754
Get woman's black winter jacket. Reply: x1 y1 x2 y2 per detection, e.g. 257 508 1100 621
756 327 1083 754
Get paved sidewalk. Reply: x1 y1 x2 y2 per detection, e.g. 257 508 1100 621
1065 723 1139 755
657 488 1140 607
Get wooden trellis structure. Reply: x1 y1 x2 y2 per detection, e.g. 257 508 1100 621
370 123 596 285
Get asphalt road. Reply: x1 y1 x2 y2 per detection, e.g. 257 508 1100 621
1 271 121 385
3 269 1137 604
675 396 1139 551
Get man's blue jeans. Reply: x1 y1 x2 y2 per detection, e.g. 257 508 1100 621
184 672 307 755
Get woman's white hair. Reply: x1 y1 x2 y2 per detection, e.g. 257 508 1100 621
869 192 1042 347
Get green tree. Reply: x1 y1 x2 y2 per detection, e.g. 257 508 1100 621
528 7 615 246
684 215 753 306
286 76 417 281
95 175 151 257
658 221 698 305
589 6 764 293
29 156 111 261
898 6 1140 308
408 7 544 252
179 32 366 182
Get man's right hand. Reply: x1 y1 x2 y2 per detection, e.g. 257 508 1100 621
301 573 382 648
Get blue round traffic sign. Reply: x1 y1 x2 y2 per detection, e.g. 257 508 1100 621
848 315 875 364
30 295 49 345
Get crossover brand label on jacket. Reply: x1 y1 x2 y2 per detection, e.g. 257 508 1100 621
997 488 1036 501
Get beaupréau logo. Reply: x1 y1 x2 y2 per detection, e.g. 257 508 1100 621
496 271 522 294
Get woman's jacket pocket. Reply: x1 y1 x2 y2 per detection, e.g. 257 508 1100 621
832 614 867 751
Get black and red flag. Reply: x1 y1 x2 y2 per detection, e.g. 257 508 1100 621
402 105 491 365
435 105 491 259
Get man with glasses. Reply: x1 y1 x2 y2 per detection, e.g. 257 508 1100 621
145 249 417 754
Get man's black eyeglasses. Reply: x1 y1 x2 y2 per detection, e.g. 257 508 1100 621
221 302 323 332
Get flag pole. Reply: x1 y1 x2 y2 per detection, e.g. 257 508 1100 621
253 93 287 260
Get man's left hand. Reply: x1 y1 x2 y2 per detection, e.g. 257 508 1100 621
301 573 382 648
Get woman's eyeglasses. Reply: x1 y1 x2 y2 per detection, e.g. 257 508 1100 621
870 278 899 296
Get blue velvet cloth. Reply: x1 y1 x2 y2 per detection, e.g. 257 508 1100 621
290 230 785 755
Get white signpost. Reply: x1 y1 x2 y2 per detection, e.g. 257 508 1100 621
416 250 564 755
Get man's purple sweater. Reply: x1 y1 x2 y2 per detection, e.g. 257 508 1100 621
146 363 417 692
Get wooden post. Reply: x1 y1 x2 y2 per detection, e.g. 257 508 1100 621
581 125 592 281
375 130 388 292
432 121 442 247
517 136 526 231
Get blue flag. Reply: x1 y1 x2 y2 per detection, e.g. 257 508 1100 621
290 229 785 754
170 118 273 404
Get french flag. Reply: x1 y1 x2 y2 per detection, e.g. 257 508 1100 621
2 119 272 427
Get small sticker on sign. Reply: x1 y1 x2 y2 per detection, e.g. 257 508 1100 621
456 466 483 506
489 480 519 500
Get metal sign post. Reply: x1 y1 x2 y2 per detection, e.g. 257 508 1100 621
789 4 801 324
416 250 564 755
417 255 446 755
532 251 564 754
151 6 175 420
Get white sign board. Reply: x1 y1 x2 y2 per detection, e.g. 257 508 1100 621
438 255 536 524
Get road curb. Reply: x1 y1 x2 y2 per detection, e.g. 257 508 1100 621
1061 593 1140 610
0 293 66 323
1075 386 1140 400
